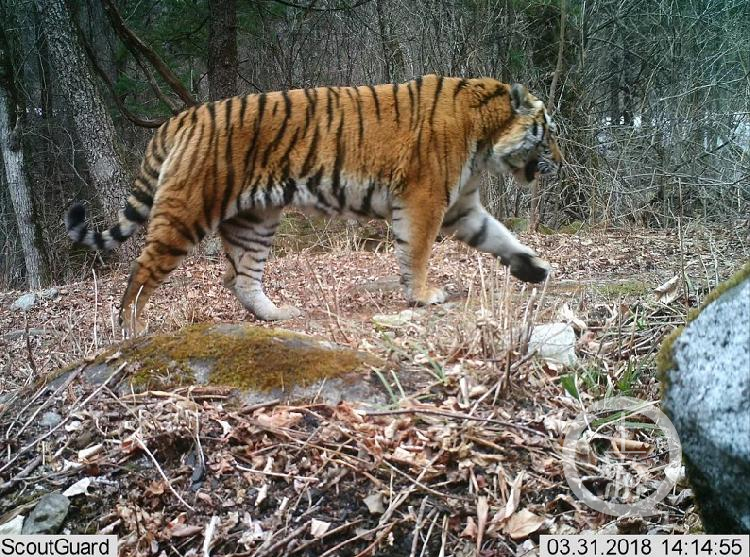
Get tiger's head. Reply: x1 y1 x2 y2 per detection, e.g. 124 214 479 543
487 83 562 185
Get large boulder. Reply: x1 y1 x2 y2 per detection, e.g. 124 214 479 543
661 266 750 534
52 323 387 407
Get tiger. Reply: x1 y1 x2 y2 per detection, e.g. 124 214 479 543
66 74 562 335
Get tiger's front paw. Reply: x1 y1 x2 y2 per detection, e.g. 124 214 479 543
254 304 302 321
409 285 447 306
509 253 550 284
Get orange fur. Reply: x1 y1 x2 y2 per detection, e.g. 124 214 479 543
66 75 561 334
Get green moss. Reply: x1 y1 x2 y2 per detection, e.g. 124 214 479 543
98 323 365 392
596 280 649 299
559 220 584 235
657 261 750 379
504 217 529 233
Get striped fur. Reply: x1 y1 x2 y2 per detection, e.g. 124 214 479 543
66 75 561 335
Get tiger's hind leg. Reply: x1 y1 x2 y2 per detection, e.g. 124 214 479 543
220 210 302 321
119 214 195 336
391 194 447 306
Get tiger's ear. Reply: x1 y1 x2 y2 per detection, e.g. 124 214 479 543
510 84 531 112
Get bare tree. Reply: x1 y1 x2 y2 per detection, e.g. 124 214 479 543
208 0 238 100
34 0 129 222
0 85 47 289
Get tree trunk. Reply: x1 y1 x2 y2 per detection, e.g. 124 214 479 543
208 0 238 101
0 86 48 289
34 0 128 222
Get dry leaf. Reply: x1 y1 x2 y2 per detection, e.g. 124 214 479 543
460 516 477 539
310 518 331 538
654 275 681 304
63 477 92 497
170 525 203 538
476 496 489 552
504 509 545 540
363 492 385 515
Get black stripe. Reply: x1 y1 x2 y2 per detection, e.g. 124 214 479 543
326 88 335 131
239 95 248 124
407 81 415 128
477 85 506 107
392 83 400 125
94 232 105 250
368 85 381 120
221 99 236 219
332 113 346 208
131 187 153 208
244 93 267 170
203 102 220 227
361 181 376 216
124 203 147 224
467 218 488 247
109 225 126 243
429 76 444 125
453 78 469 99
280 128 300 164
442 208 472 229
151 240 188 256
283 178 297 205
142 160 160 181
349 88 364 145
262 90 291 166
300 125 320 177
394 236 408 246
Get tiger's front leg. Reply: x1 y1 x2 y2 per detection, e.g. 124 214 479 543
442 188 550 283
220 211 302 321
391 195 447 306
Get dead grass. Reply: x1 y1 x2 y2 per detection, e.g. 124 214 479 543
0 223 747 555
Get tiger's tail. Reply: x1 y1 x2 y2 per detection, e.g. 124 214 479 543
66 134 166 251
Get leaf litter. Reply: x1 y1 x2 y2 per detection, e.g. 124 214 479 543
0 225 746 555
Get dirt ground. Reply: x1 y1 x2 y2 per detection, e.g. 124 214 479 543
0 224 747 556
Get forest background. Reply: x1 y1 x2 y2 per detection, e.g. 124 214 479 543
1 0 748 290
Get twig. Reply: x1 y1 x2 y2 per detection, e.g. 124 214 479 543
0 363 126 475
203 516 219 557
288 519 363 555
360 405 543 436
409 496 429 557
0 455 42 496
134 433 195 511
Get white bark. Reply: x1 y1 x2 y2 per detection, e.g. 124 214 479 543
0 87 46 289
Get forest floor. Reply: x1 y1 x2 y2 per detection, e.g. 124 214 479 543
0 223 747 556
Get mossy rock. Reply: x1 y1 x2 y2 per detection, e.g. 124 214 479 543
660 264 750 533
504 217 529 233
52 323 387 407
657 261 750 377
558 220 584 235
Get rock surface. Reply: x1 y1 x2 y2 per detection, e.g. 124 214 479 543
10 292 36 311
663 276 750 534
21 493 70 534
52 322 388 407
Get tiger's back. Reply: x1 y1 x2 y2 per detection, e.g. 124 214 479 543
66 75 561 335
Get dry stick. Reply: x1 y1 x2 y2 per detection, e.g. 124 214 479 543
24 315 37 375
8 363 83 439
288 519 363 556
134 433 194 511
0 363 126 475
418 510 440 557
0 455 42 496
409 496 429 557
202 516 220 557
253 523 309 557
361 406 542 436
381 459 472 503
